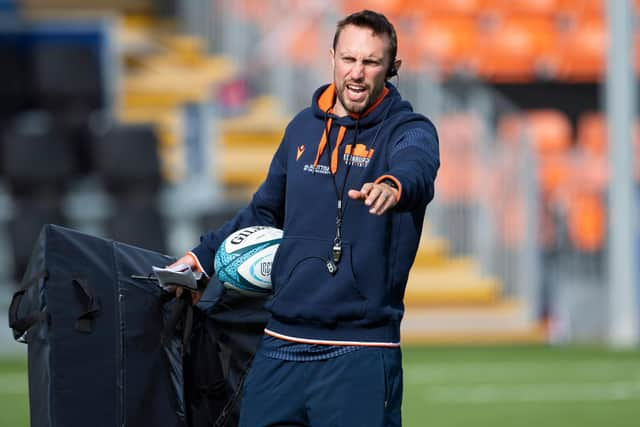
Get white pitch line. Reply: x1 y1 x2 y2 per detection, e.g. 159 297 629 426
423 381 640 404
405 360 640 384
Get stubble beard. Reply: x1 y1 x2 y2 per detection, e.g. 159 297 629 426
336 80 385 116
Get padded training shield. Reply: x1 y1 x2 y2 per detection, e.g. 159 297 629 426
9 224 186 427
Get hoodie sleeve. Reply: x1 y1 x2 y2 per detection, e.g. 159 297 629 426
190 137 288 276
378 118 440 212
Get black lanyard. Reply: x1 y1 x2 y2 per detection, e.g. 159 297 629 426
322 112 359 274
320 99 394 274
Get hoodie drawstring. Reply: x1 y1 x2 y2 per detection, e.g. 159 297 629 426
313 111 332 170
313 109 352 174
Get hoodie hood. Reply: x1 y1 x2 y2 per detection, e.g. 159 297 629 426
310 82 407 173
311 82 405 127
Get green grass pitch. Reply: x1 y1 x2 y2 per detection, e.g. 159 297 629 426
402 345 640 427
1 345 638 426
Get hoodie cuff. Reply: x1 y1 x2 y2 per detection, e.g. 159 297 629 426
190 244 215 277
374 174 402 203
185 251 209 278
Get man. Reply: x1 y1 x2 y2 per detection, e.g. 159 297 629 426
173 10 439 427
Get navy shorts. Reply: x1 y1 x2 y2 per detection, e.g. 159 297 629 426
239 346 403 427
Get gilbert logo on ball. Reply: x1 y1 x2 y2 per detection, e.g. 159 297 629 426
214 226 283 296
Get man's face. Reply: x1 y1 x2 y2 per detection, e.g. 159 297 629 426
331 24 392 117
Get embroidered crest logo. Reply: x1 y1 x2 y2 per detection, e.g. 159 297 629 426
344 144 374 168
296 145 305 161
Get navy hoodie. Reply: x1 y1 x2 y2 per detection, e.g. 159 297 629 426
191 82 439 345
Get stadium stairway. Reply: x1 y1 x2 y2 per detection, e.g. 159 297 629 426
217 96 288 196
402 234 547 344
116 16 237 183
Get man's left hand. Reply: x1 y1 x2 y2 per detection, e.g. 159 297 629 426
166 255 204 305
348 182 398 215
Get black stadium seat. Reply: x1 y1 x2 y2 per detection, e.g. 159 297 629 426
9 196 66 281
0 31 30 121
92 122 163 195
92 121 167 253
1 112 75 197
30 43 103 112
106 197 168 254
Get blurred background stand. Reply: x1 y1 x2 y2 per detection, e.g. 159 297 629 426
0 0 639 355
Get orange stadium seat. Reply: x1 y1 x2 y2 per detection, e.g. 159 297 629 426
576 111 606 155
570 149 609 195
496 112 526 145
287 27 327 66
573 111 640 189
526 111 573 247
497 110 572 197
415 16 476 76
538 151 573 196
340 0 405 18
567 190 606 253
498 110 572 153
548 16 606 81
558 0 604 17
402 0 485 17
436 112 483 203
469 17 556 82
489 151 564 250
484 0 562 17
526 110 572 154
394 24 422 73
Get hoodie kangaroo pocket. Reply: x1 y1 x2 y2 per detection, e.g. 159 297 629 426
269 236 366 325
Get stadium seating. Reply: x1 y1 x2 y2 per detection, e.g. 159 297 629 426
1 111 76 196
566 190 606 253
577 111 606 154
31 42 103 112
495 109 574 253
8 197 66 281
1 114 74 279
415 15 476 77
470 16 557 82
0 29 30 124
286 27 326 66
403 0 485 17
340 0 405 18
272 0 640 84
91 121 168 252
549 15 606 82
217 96 289 194
107 196 168 253
435 112 482 203
526 110 573 153
485 0 562 17
92 122 163 194
4 0 637 346
557 0 604 17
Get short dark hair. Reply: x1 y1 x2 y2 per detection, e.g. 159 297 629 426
332 10 398 66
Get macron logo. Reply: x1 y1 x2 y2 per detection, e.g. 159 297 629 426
296 145 305 161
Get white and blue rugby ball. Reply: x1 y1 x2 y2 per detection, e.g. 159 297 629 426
214 226 282 296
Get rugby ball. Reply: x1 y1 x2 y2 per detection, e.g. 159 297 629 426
214 226 282 296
